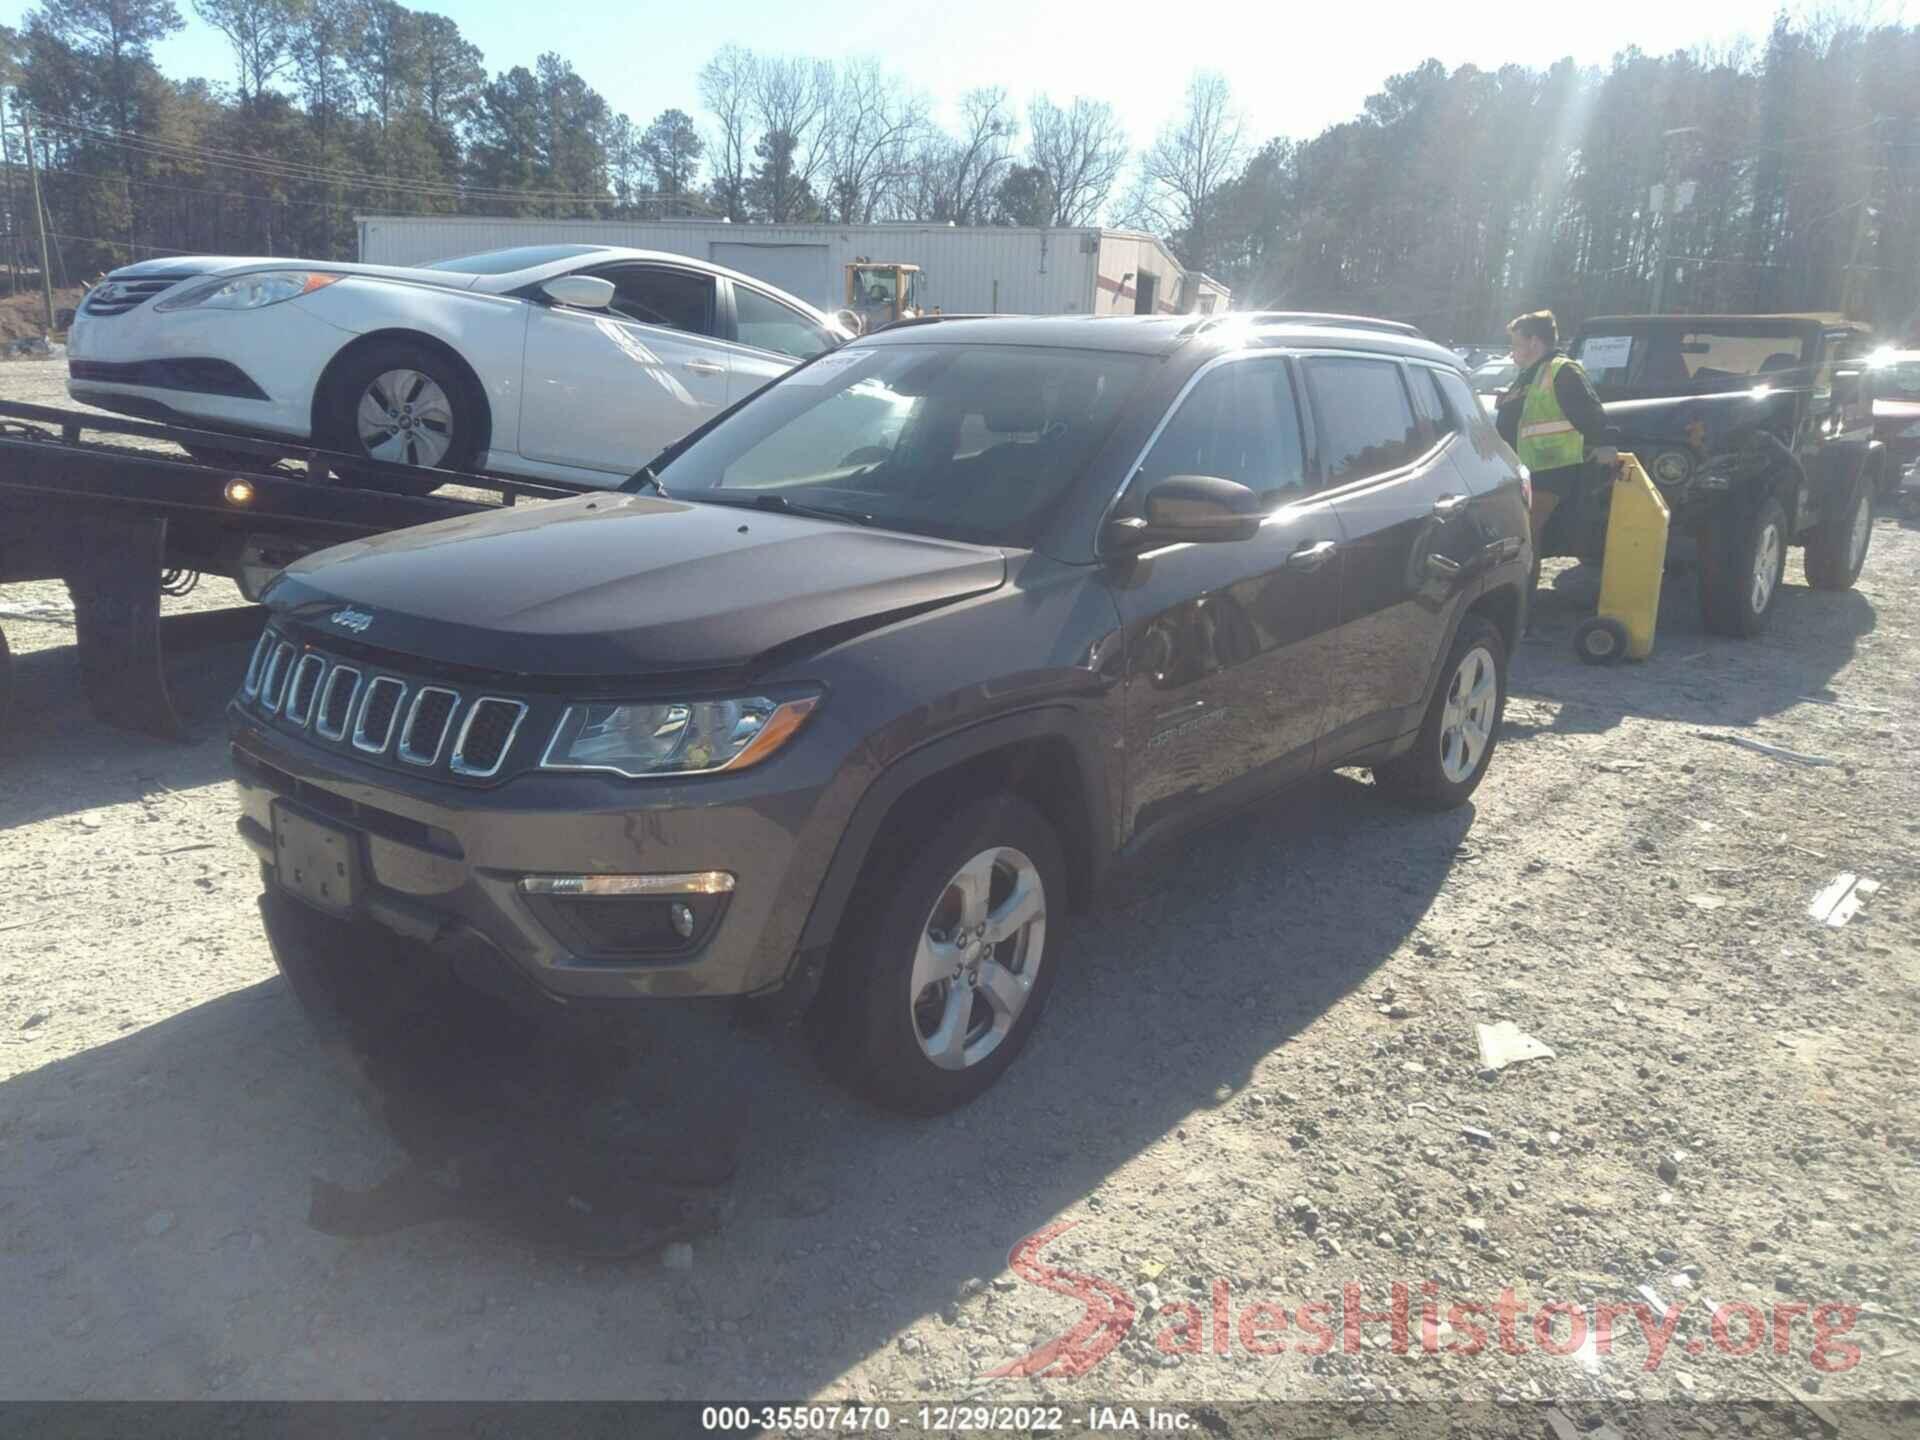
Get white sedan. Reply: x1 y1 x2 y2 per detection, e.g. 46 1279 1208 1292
66 245 852 490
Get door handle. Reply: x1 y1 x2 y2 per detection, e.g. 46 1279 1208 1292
1432 493 1471 517
1285 539 1338 572
684 359 725 376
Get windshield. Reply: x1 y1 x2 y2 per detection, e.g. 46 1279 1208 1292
1571 326 1813 395
1875 358 1920 401
658 343 1153 546
424 245 608 274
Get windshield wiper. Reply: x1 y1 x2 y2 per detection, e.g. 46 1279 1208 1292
622 463 666 496
701 492 874 525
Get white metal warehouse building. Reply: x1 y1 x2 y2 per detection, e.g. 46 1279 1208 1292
356 216 1230 319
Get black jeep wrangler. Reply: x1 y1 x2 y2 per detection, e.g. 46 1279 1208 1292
1546 314 1886 637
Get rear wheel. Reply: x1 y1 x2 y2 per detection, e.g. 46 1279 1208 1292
823 793 1066 1115
320 341 483 496
1372 614 1507 810
1803 476 1872 591
1697 496 1787 637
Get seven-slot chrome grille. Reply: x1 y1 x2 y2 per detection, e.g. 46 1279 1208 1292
240 628 528 780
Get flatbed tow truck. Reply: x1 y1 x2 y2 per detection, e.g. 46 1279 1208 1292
0 401 588 739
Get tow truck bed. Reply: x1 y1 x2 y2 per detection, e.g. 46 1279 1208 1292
0 401 591 738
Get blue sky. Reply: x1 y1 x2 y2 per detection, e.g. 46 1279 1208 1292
6 0 1822 151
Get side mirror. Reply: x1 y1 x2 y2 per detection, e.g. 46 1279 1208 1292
541 275 615 310
1105 475 1263 550
832 307 865 336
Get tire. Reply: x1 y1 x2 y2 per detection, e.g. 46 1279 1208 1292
1573 614 1630 665
1803 476 1872 591
319 340 483 495
823 793 1068 1116
1697 496 1788 638
1372 613 1507 810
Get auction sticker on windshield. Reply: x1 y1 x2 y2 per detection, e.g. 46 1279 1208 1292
790 348 879 385
1578 334 1634 374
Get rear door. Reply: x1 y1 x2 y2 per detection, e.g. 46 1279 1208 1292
1306 354 1484 755
1105 354 1345 844
516 262 730 474
722 282 841 403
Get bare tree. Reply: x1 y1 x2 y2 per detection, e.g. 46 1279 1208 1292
750 53 832 221
1138 70 1248 273
193 0 303 105
943 86 1017 225
699 44 757 222
822 58 927 223
1027 94 1127 226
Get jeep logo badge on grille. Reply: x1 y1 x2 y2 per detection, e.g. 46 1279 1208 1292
329 607 374 634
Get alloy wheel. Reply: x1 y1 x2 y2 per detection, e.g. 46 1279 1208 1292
357 369 454 468
1751 520 1783 615
1439 645 1498 784
909 847 1047 1071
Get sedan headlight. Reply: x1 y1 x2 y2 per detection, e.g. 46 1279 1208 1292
541 694 819 778
155 270 342 313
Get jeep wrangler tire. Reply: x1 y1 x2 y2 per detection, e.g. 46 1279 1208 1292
1804 475 1872 592
1697 496 1788 638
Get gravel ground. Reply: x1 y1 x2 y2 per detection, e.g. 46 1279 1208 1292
1 358 1916 1409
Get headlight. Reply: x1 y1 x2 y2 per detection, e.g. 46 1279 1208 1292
1650 450 1692 485
541 694 819 778
155 271 342 313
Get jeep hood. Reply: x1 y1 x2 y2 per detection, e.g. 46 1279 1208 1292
263 494 1007 678
1603 388 1799 452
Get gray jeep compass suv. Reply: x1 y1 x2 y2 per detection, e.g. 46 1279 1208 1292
229 312 1532 1114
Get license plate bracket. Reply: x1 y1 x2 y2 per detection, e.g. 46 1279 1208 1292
272 803 362 918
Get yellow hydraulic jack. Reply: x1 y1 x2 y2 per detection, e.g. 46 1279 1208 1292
1573 454 1671 665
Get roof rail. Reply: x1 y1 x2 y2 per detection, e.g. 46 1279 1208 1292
1182 311 1426 340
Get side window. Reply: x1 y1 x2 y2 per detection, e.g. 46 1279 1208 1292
1433 369 1489 435
1408 366 1455 443
1302 357 1421 485
735 288 835 361
1130 360 1308 506
602 267 715 335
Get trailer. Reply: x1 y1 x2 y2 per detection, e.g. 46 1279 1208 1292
0 401 586 740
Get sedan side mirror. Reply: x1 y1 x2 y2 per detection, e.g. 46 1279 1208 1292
1105 475 1264 550
541 275 615 310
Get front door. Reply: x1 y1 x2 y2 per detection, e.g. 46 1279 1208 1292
1305 355 1483 753
517 263 730 475
1106 355 1345 844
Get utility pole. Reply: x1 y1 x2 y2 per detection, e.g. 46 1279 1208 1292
1649 126 1698 315
19 106 54 332
1 90 18 295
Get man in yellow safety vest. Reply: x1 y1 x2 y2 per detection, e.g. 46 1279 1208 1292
1494 309 1619 554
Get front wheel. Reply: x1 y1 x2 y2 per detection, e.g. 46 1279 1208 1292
320 341 483 495
1372 613 1508 810
1697 496 1788 638
824 794 1067 1115
1803 477 1872 591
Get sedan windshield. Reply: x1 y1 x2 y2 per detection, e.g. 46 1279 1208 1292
656 344 1153 547
424 245 609 274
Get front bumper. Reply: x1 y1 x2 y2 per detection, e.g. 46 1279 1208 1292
229 702 840 1004
66 299 351 441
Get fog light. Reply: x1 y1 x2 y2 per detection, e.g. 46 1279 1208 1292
519 871 735 896
671 902 695 939
225 478 255 505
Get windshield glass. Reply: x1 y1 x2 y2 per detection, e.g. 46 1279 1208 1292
424 245 607 274
1875 358 1920 400
1572 326 1813 395
658 343 1152 546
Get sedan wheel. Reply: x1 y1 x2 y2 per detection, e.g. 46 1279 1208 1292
909 846 1047 1072
356 369 455 469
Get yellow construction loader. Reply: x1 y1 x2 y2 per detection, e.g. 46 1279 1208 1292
841 261 927 334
